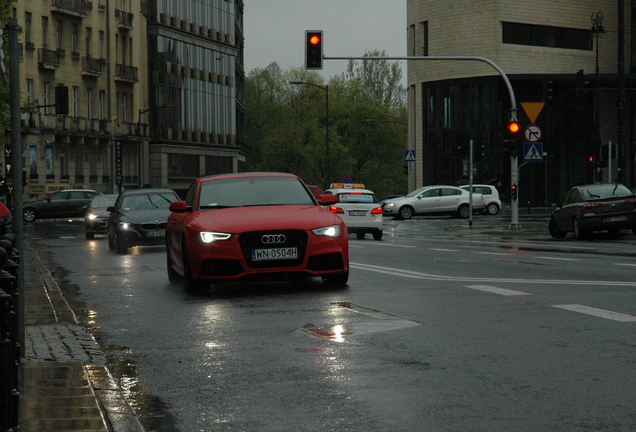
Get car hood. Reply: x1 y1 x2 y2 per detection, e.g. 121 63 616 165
187 205 343 232
119 208 173 222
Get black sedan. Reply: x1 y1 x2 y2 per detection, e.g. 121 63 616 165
107 188 180 254
23 189 102 222
549 183 636 239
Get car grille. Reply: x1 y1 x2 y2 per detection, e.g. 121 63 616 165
140 222 167 230
239 230 307 268
200 259 243 277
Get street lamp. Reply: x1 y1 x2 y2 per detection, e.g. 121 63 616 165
591 11 605 181
289 81 330 189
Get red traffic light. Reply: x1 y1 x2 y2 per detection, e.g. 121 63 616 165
305 30 323 70
309 34 321 45
507 121 520 134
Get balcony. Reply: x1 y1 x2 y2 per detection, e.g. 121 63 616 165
114 64 138 83
81 56 102 76
50 0 87 18
38 48 60 69
114 9 134 30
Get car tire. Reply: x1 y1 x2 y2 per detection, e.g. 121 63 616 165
486 203 500 215
322 271 349 287
399 205 414 220
372 230 383 241
355 232 365 240
166 245 180 284
182 242 208 294
115 232 128 254
23 208 36 223
457 204 470 219
573 218 586 240
548 217 567 239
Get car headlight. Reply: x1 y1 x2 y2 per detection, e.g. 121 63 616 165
311 225 341 237
87 213 97 220
386 203 395 208
118 222 132 230
199 232 233 243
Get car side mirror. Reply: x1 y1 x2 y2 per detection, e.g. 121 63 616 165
319 194 338 206
169 201 189 213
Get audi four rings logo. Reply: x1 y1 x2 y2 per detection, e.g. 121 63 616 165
261 234 286 244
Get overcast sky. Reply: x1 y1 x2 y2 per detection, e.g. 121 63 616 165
243 1 407 81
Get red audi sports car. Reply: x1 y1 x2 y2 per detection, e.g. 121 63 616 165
166 172 349 292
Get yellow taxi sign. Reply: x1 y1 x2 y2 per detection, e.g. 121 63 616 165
329 183 365 189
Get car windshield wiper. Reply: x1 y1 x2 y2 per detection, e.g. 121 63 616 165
199 204 235 209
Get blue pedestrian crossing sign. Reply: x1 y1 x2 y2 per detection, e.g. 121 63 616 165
523 142 543 162
404 150 416 162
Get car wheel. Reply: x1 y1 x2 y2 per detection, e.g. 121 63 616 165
573 218 586 240
399 205 414 220
548 217 567 239
486 203 500 215
322 271 349 287
166 244 180 284
355 232 365 240
457 204 470 219
115 232 128 254
182 242 208 294
372 230 383 241
23 208 36 223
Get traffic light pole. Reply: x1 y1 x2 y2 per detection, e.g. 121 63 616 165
324 54 520 229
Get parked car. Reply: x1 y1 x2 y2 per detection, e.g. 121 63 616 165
324 183 383 240
84 194 118 239
23 189 103 222
459 184 502 215
549 183 636 239
383 185 485 219
107 188 180 254
166 172 348 292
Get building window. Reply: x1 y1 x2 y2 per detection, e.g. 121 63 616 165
99 90 105 119
42 81 50 115
42 16 48 48
25 12 32 45
60 151 67 177
86 88 92 119
121 92 128 122
71 24 78 53
85 27 92 57
72 86 79 117
26 79 33 103
99 30 104 58
421 21 428 56
502 22 592 51
56 20 63 50
443 97 451 129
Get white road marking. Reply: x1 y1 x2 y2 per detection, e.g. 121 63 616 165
465 285 531 296
614 263 636 267
535 256 579 261
475 251 514 256
430 248 458 252
553 304 636 322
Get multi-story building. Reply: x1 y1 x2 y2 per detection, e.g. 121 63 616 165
407 0 636 206
145 0 245 196
11 0 150 200
6 0 245 203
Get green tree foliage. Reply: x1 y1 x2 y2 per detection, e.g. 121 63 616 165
244 52 408 197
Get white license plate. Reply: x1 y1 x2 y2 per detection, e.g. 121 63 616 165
252 247 298 261
349 211 366 216
604 216 628 223
146 229 165 237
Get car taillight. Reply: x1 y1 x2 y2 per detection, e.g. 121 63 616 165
582 203 603 210
370 207 383 214
329 206 345 214
624 198 636 207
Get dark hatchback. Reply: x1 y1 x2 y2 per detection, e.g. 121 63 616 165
549 183 636 239
23 189 103 222
107 188 180 254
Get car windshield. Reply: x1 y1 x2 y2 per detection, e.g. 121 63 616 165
121 192 177 210
336 193 377 203
581 184 632 199
91 195 117 208
198 176 314 209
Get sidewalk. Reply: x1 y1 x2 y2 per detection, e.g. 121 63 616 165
19 244 145 432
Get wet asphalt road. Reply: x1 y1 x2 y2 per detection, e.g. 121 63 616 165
25 216 636 431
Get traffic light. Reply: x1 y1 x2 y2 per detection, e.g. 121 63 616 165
305 30 323 70
506 119 521 156
510 183 518 201
55 85 69 115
